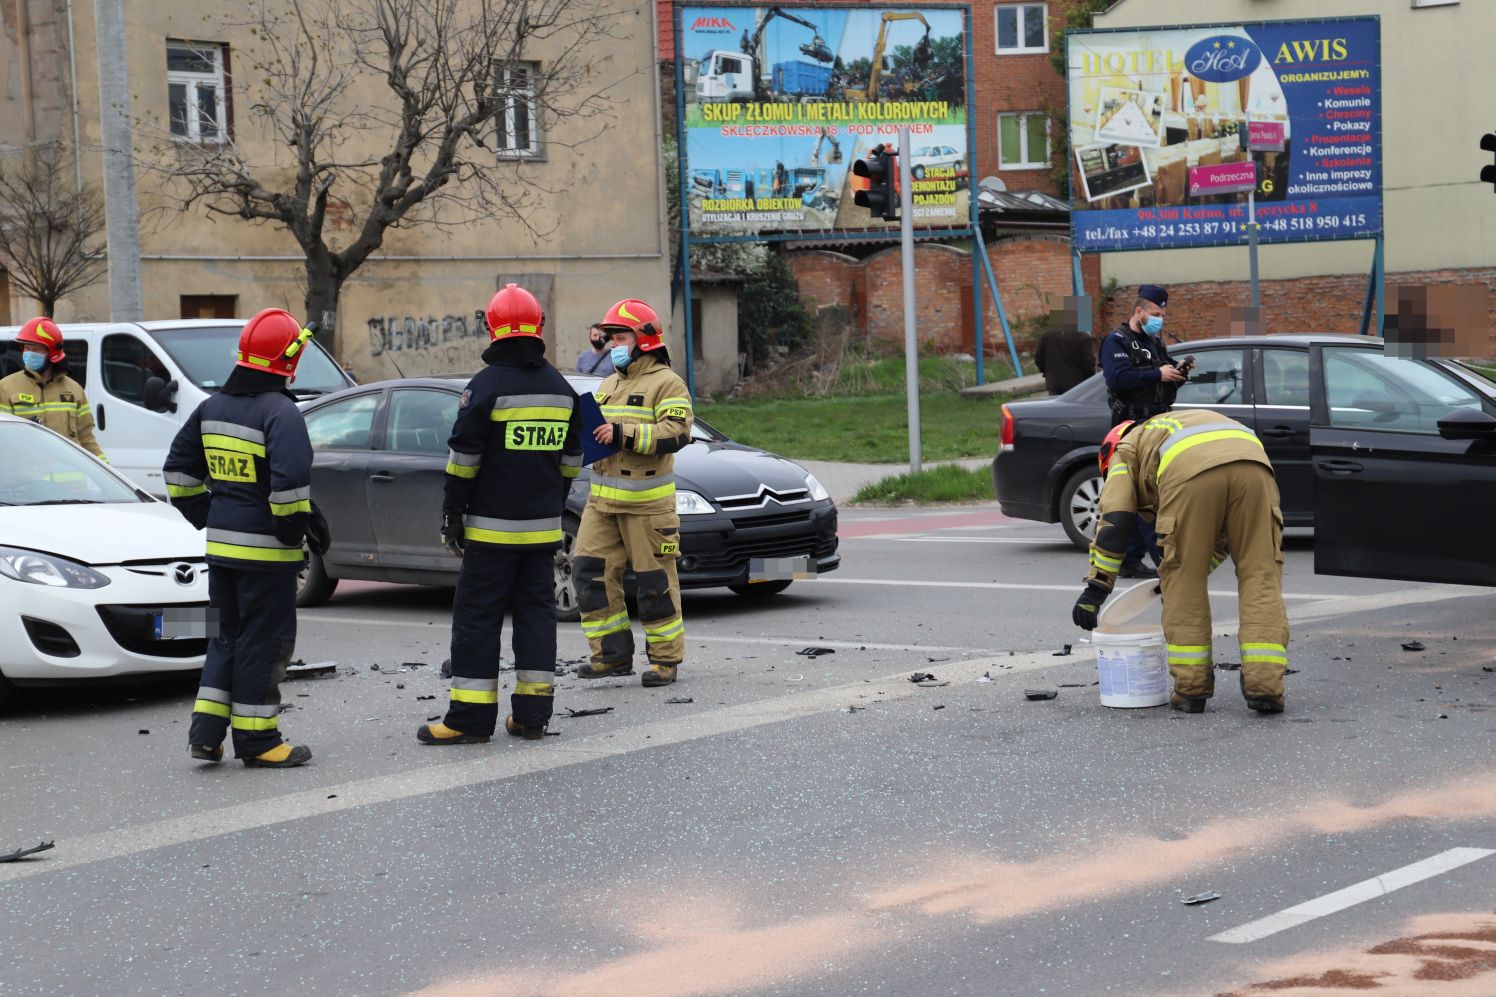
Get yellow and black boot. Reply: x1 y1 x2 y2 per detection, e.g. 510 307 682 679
505 714 547 740
576 660 634 679
641 664 677 687
190 743 224 763
243 743 312 768
416 722 491 745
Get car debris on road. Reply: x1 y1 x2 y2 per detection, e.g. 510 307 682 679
0 840 55 863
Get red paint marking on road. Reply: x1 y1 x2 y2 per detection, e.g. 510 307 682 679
840 508 1016 538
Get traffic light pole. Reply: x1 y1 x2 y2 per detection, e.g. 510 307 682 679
897 127 922 475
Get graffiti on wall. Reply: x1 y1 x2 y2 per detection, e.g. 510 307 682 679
367 310 489 373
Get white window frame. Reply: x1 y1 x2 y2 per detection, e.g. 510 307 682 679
495 61 542 160
166 40 229 143
995 3 1049 55
998 111 1049 170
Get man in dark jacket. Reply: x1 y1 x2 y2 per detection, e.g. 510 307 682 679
164 309 318 768
1034 296 1096 396
417 284 583 745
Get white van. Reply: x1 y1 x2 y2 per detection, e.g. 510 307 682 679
0 320 354 495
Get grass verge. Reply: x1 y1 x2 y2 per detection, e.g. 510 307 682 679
851 464 994 505
700 392 1004 463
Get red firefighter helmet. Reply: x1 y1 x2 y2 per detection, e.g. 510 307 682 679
17 317 66 365
1098 420 1135 477
236 308 314 377
486 284 545 340
601 298 664 352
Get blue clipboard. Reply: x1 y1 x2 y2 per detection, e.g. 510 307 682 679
578 392 620 466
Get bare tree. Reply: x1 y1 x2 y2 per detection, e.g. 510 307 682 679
0 145 108 318
147 0 623 354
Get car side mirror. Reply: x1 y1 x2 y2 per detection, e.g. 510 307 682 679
143 375 178 414
1437 408 1496 441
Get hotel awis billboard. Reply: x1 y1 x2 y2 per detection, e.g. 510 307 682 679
677 5 971 236
1065 16 1381 252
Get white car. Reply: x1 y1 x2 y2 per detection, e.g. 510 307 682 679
910 145 964 179
0 415 209 708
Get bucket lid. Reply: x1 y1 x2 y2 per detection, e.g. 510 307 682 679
1097 580 1163 632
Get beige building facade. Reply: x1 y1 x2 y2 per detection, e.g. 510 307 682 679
1091 0 1491 292
1 0 671 379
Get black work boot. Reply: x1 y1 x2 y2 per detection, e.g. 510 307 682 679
1169 693 1207 713
1119 560 1159 579
576 661 634 679
505 714 547 740
417 722 491 745
190 743 224 763
641 664 678 687
243 743 312 768
1246 696 1285 715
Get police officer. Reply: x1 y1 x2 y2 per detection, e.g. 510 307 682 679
1099 284 1185 577
0 318 106 459
417 285 583 745
1073 409 1290 714
164 309 320 768
574 299 693 688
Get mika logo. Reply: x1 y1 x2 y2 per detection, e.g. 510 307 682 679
690 16 734 32
1184 34 1262 83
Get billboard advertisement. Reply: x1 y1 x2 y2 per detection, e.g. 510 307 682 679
677 5 970 236
1066 17 1381 253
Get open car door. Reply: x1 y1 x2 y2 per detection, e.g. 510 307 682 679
1310 344 1496 586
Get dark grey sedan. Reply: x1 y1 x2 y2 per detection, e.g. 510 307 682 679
296 374 840 618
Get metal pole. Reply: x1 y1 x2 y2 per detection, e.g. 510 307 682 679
973 226 1022 376
898 127 921 475
1071 246 1084 297
1373 232 1385 336
963 6 984 387
1358 236 1378 336
673 6 695 397
93 0 143 320
1247 181 1260 310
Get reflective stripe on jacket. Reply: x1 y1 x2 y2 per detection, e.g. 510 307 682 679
0 370 106 459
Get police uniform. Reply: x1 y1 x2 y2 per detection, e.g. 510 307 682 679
575 348 693 686
1099 320 1177 427
430 332 582 741
164 309 316 767
0 368 104 459
1077 409 1290 713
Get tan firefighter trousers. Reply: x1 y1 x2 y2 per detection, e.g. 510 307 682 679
574 506 685 669
1155 461 1289 704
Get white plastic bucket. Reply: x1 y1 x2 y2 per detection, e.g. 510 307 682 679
1093 630 1169 708
1092 581 1169 708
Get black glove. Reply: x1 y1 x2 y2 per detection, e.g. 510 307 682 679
441 509 465 557
1072 582 1110 631
271 512 307 548
306 501 332 557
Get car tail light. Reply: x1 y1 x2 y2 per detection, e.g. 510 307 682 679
999 404 1015 452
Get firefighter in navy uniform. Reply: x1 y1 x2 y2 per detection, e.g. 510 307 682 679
574 298 693 688
417 284 583 745
1073 410 1290 714
1099 284 1186 578
164 309 320 768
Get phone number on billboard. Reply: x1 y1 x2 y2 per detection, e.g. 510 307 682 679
1079 212 1369 244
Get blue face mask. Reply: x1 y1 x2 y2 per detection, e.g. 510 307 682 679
609 345 633 370
1142 314 1164 336
22 351 46 372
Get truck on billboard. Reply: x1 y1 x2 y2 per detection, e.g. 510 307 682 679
1065 16 1381 253
678 5 971 235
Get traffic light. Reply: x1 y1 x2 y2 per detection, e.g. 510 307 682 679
852 144 898 221
1482 132 1496 191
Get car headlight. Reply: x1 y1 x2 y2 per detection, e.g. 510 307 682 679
804 473 830 502
0 546 111 589
675 489 715 516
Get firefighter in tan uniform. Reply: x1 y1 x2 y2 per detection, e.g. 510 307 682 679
0 318 106 459
1072 409 1290 714
574 298 692 688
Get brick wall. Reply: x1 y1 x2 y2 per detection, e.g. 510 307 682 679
788 235 1092 356
1098 268 1496 354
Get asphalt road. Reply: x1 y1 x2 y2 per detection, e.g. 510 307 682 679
3 505 1495 996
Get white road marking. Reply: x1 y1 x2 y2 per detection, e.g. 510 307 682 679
809 577 1341 601
688 635 990 654
1209 847 1496 944
892 536 1074 545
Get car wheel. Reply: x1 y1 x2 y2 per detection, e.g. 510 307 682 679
1059 466 1104 552
296 551 339 608
728 579 793 598
554 515 581 623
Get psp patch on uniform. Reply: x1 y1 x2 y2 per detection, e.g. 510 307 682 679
659 541 679 556
459 389 472 409
661 406 689 419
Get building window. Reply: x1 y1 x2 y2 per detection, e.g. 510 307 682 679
494 62 541 158
996 3 1047 54
999 112 1049 169
180 295 237 319
167 41 229 142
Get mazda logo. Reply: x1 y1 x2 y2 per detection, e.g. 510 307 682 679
172 563 198 586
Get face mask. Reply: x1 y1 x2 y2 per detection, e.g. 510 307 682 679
590 337 607 350
22 351 46 372
1142 315 1164 336
609 345 633 370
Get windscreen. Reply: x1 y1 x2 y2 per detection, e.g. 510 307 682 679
150 326 350 395
0 423 145 505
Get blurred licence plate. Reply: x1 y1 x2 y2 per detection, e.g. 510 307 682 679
748 556 817 582
153 609 212 640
